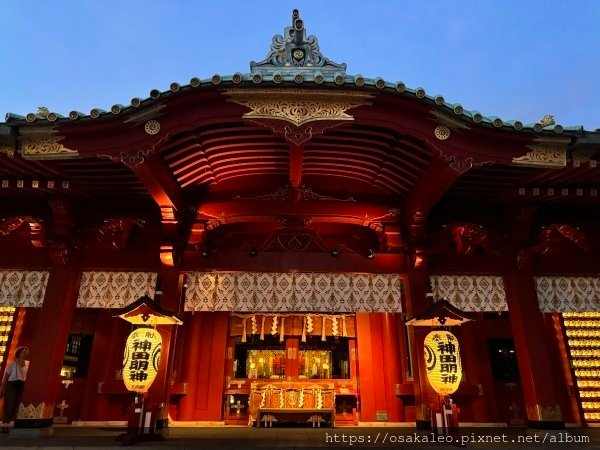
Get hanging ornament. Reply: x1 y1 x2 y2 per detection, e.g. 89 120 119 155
301 316 307 342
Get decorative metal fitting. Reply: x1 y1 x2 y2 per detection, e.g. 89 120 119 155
111 104 122 114
170 82 180 92
211 74 222 85
251 73 262 84
434 95 445 106
144 120 161 135
190 77 201 87
354 75 365 86
395 82 406 93
131 98 142 108
434 125 451 140
374 78 385 89
232 73 243 84
150 89 161 99
453 104 463 115
415 88 426 98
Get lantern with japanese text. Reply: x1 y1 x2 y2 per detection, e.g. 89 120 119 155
122 327 162 393
424 330 462 395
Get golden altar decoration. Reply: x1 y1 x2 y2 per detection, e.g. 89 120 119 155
248 380 335 426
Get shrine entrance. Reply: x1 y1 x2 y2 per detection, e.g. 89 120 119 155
487 338 526 425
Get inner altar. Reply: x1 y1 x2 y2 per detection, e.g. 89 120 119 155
248 380 335 427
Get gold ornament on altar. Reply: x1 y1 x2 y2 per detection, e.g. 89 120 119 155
122 327 162 393
424 330 462 395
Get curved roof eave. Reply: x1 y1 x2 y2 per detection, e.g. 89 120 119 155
3 72 590 137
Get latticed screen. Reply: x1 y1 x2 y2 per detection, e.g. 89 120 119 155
563 312 600 422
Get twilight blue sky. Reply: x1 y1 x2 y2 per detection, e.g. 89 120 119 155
2 1 599 129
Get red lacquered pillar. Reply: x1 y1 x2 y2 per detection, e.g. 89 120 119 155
380 313 404 422
14 265 81 435
405 268 439 428
504 256 564 429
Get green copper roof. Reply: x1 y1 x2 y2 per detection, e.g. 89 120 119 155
2 9 591 136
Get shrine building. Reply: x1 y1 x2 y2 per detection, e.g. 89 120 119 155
0 9 599 432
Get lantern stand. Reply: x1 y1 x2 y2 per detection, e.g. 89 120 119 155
112 295 182 446
406 297 474 446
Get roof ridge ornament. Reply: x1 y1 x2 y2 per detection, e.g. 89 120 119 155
250 9 346 77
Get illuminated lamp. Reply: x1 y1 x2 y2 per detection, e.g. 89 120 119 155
114 296 182 393
122 328 162 393
406 299 473 434
113 296 181 443
423 330 462 395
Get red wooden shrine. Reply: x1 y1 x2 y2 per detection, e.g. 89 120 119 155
0 9 598 434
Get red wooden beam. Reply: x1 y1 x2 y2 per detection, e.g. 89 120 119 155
130 155 184 216
196 200 400 227
404 156 464 244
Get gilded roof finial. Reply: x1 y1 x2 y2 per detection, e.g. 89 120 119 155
538 114 555 128
36 107 50 118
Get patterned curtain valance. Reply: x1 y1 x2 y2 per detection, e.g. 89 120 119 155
536 277 600 312
184 272 402 312
430 274 507 312
0 271 49 307
77 271 157 308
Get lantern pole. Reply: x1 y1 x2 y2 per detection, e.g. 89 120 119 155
112 296 182 446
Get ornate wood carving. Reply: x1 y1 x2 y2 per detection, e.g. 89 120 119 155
226 89 371 126
532 224 590 255
225 88 372 144
234 185 356 203
97 218 145 250
0 216 44 247
20 127 78 159
512 137 570 168
445 223 499 256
